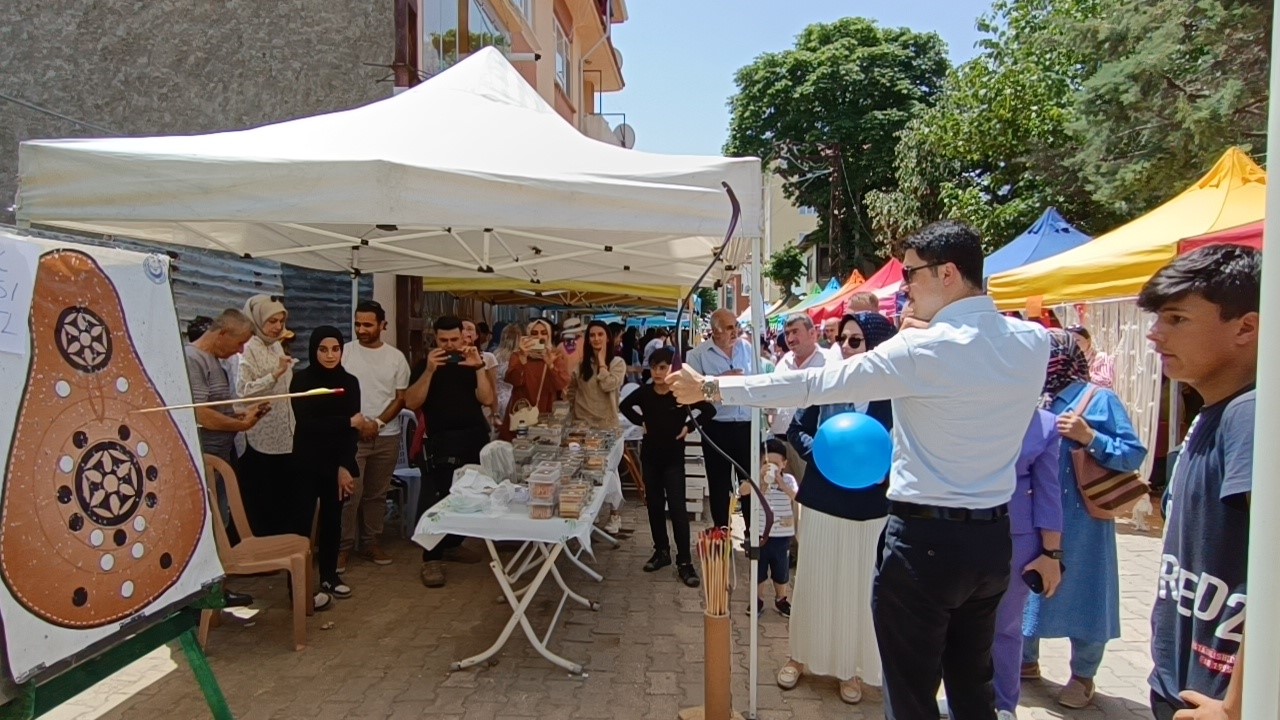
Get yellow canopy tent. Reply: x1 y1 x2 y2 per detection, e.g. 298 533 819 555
988 148 1266 310
421 277 686 310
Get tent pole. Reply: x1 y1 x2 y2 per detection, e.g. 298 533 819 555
747 227 766 720
351 246 360 339
1244 4 1280 715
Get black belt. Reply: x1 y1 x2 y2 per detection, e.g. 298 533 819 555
889 501 1009 523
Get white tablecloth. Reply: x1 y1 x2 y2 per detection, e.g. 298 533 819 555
413 474 611 554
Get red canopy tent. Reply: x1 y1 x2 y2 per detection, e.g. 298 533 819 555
1179 220 1264 254
811 258 905 322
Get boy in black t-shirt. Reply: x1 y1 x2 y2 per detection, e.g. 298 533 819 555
1138 246 1259 720
620 347 715 587
404 315 496 589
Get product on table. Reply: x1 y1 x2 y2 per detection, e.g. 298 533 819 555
528 501 556 520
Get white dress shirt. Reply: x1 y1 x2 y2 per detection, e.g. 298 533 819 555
685 338 757 422
768 346 829 435
717 296 1049 508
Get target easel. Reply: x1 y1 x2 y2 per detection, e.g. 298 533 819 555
0 592 232 720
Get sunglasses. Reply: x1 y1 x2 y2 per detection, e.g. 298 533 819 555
902 262 946 284
836 334 864 348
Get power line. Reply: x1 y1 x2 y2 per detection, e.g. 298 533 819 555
0 91 120 135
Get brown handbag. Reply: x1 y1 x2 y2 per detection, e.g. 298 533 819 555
1068 384 1150 521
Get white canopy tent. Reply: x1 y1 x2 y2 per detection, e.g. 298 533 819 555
15 46 775 715
15 47 760 293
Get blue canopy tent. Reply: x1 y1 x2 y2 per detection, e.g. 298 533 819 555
983 207 1092 282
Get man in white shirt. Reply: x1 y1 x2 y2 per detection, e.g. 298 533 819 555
670 221 1049 720
684 309 758 528
340 300 411 569
769 313 830 480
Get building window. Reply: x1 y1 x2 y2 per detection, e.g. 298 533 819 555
421 0 510 76
798 206 818 216
554 17 572 97
515 0 534 25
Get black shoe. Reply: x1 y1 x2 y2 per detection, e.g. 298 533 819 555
775 597 792 618
321 577 352 599
643 551 672 573
223 590 253 607
745 598 764 617
677 563 700 588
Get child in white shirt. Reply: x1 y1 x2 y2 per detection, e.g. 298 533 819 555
740 438 798 617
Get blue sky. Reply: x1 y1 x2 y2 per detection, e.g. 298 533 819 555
607 0 995 155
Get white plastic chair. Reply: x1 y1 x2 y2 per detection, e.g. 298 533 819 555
390 409 422 537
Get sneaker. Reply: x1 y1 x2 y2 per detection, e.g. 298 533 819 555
1057 676 1095 709
442 545 484 564
677 563 700 588
745 598 764 616
996 711 1016 720
362 544 392 566
320 578 352 599
420 560 445 588
336 550 349 574
604 513 622 535
775 597 792 618
313 591 333 611
643 550 672 573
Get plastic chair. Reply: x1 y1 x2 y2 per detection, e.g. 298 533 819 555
390 409 422 537
199 454 316 651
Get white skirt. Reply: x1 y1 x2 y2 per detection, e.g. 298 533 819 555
788 508 885 684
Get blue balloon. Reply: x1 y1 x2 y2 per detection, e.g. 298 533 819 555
812 412 892 489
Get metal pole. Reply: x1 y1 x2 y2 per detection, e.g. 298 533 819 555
351 246 360 340
746 205 766 720
1243 3 1280 714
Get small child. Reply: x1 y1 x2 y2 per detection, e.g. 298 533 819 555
618 347 716 588
740 438 798 617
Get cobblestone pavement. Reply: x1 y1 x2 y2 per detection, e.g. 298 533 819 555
44 505 1164 720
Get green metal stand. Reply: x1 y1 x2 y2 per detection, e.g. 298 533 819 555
0 593 233 720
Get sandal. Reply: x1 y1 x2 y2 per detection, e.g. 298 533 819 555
839 677 863 704
776 661 803 690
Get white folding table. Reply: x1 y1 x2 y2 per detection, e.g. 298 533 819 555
413 485 608 675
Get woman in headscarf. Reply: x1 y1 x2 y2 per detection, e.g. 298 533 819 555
499 318 571 440
492 323 523 431
778 312 896 705
290 326 363 602
235 294 297 536
1021 329 1147 710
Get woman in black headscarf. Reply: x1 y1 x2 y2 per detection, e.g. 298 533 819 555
778 311 897 704
290 326 363 600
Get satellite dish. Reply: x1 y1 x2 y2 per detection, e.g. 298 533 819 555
613 47 624 69
613 123 636 149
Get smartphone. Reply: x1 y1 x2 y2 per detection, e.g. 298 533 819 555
1022 561 1066 595
530 341 546 351
445 352 466 364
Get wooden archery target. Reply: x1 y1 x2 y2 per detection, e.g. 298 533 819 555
1 249 206 629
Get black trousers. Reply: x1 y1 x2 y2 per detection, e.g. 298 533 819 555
872 512 1012 720
1149 690 1180 720
417 432 486 562
236 444 294 537
642 450 691 564
291 463 345 583
698 420 752 528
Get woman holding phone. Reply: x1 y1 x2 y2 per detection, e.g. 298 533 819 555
499 318 571 440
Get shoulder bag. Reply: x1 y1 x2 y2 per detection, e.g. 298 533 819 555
1069 384 1149 520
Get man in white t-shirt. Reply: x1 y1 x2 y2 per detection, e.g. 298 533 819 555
769 313 830 480
642 328 671 365
340 300 411 568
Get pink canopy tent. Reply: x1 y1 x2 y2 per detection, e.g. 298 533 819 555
810 258 905 322
1178 220 1264 255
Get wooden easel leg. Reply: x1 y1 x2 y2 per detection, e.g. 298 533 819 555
178 628 234 720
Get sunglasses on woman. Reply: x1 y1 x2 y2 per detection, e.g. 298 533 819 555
836 335 864 348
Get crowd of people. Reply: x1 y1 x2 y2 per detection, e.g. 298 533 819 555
659 222 1255 720
181 219 1256 720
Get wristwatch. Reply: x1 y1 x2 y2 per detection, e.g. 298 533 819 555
700 378 720 403
1041 548 1063 561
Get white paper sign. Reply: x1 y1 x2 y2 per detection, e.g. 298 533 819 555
0 236 39 356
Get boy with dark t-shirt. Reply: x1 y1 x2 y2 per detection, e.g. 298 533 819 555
619 347 715 587
404 315 496 589
1138 245 1259 720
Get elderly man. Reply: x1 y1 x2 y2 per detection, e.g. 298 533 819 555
670 221 1049 720
846 291 880 314
684 308 758 528
820 317 840 349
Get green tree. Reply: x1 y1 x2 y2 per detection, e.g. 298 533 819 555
867 0 1119 251
724 18 950 275
1061 0 1271 214
696 287 719 314
763 243 807 301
